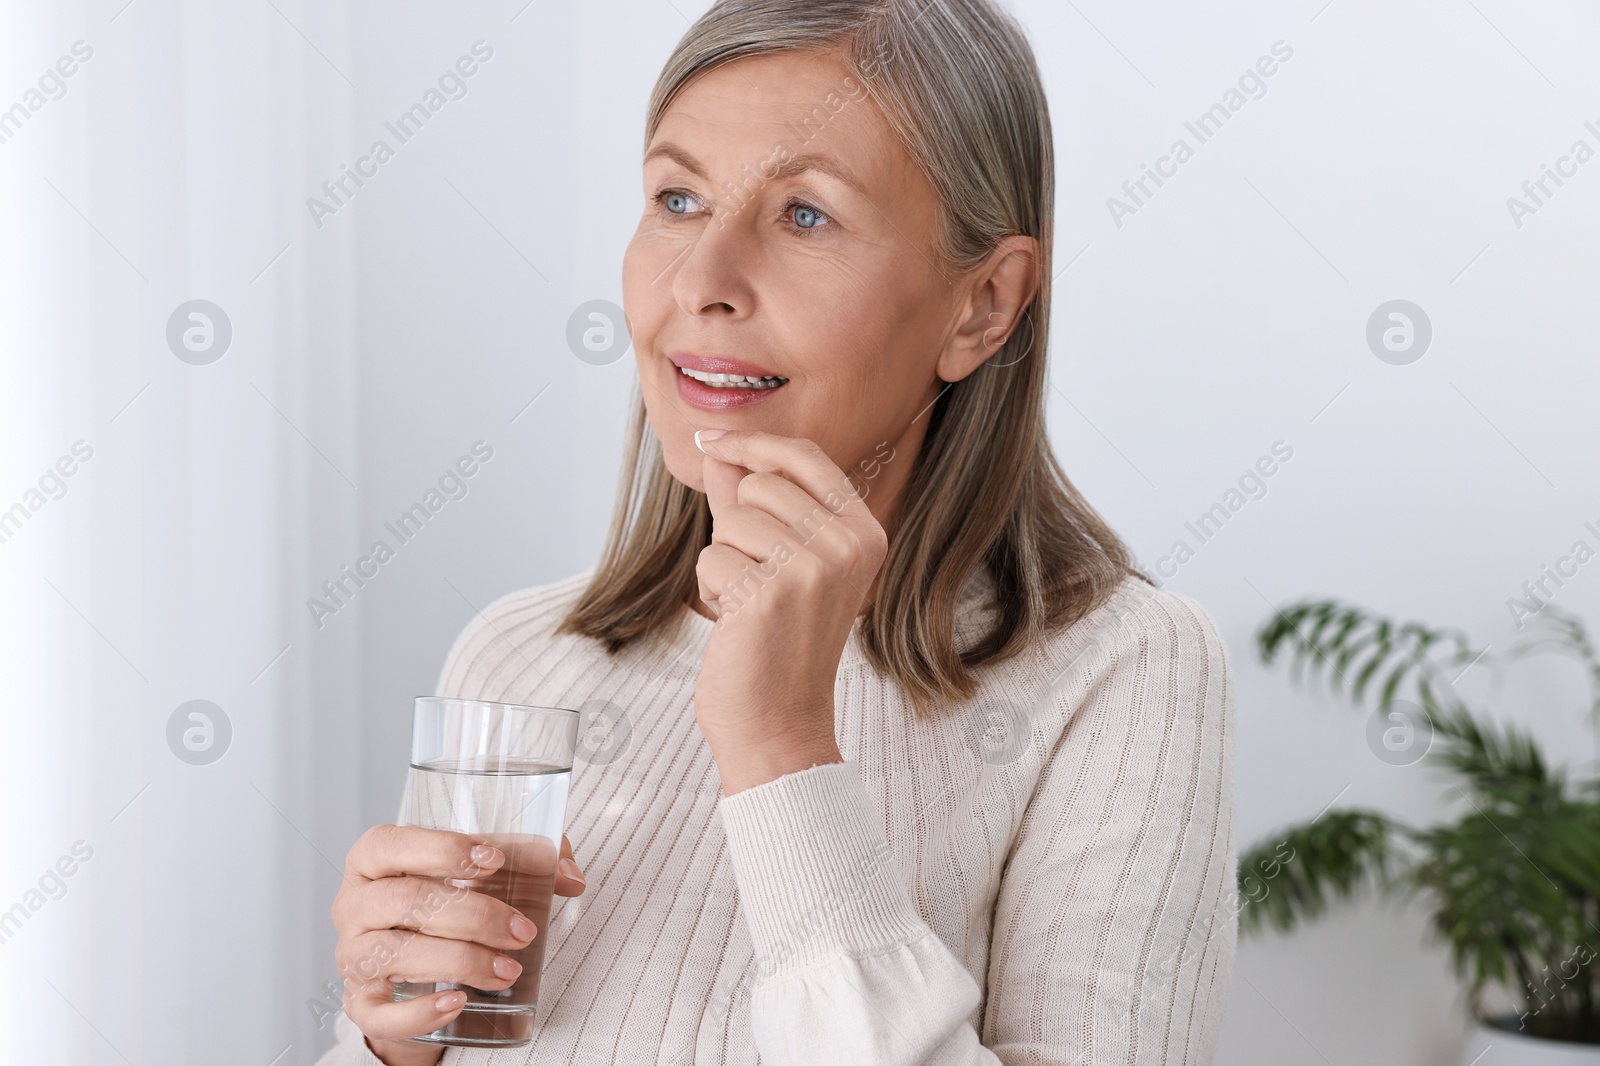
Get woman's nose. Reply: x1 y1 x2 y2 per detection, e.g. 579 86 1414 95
670 214 756 320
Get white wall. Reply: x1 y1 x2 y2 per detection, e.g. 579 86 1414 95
1 1 361 1063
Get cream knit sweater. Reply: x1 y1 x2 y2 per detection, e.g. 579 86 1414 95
317 567 1236 1065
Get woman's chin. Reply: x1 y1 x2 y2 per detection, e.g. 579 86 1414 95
659 448 706 493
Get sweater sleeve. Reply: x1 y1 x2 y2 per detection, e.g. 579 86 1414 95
714 588 1237 1065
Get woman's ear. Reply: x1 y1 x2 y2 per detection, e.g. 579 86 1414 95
935 235 1042 384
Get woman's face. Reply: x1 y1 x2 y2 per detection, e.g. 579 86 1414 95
623 48 998 504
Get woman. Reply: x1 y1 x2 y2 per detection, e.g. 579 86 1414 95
322 1 1236 1063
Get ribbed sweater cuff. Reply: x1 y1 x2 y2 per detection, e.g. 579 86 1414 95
317 1013 394 1066
343 1037 388 1066
717 760 929 978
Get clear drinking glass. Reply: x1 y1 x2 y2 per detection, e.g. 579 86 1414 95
390 696 580 1048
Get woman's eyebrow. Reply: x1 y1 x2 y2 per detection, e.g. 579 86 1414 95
644 140 869 198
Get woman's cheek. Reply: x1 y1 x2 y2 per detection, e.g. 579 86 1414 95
621 226 682 291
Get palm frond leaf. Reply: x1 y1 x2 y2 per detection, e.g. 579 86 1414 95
1253 595 1600 1038
1237 810 1395 939
1407 796 1600 1018
1257 598 1479 710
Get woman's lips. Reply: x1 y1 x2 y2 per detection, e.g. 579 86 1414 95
670 351 779 378
674 366 787 410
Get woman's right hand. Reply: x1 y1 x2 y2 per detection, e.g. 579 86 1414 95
330 824 548 1066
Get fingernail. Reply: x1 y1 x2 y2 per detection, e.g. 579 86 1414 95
493 954 522 979
436 991 466 1012
510 914 536 941
559 855 586 886
470 844 500 868
694 428 725 452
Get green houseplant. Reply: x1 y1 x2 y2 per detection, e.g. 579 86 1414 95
1234 597 1600 1047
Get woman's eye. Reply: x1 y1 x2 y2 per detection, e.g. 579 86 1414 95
654 189 829 234
787 200 830 233
655 189 701 216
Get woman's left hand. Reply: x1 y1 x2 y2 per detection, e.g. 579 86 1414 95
692 429 889 795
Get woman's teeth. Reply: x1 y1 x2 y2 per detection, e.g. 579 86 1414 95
679 366 788 390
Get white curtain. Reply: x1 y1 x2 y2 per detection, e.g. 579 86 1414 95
0 2 361 1062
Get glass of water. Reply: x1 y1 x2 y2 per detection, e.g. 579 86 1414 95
391 696 579 1048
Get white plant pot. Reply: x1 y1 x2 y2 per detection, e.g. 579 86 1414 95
1463 1018 1600 1065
